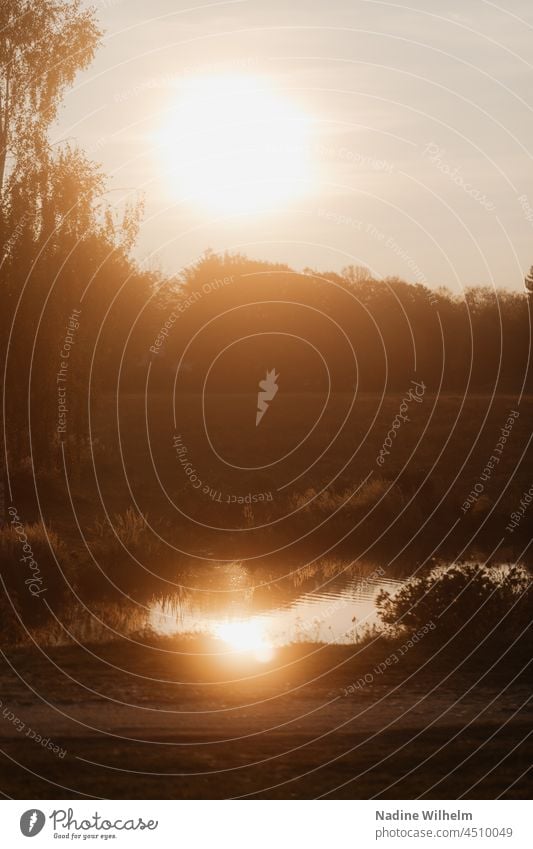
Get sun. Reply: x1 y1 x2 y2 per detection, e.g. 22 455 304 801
155 74 312 215
215 618 274 663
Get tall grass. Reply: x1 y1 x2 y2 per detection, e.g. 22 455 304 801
289 479 403 513
83 508 169 602
0 520 70 640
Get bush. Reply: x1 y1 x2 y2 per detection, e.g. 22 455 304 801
376 562 532 648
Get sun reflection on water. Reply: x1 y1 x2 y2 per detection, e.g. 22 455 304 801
215 618 274 663
146 563 403 660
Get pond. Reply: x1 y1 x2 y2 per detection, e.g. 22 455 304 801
147 560 403 657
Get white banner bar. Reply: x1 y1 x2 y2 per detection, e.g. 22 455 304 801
0 800 530 848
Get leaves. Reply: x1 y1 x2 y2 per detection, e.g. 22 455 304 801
0 0 102 191
377 562 532 646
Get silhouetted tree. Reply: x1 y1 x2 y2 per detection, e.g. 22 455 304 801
0 2 150 498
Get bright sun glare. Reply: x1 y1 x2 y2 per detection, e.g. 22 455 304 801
156 74 312 215
216 618 274 663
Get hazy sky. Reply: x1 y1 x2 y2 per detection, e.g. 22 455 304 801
55 0 533 292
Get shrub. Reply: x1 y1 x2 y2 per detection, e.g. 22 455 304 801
376 562 532 648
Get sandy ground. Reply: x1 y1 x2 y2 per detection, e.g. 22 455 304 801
0 639 531 799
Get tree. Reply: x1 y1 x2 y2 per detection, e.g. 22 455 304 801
341 264 375 286
0 3 149 498
3 142 144 471
0 0 101 199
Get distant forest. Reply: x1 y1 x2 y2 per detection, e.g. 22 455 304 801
141 252 533 397
3 240 533 474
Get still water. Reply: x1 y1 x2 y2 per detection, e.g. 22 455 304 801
147 560 402 652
